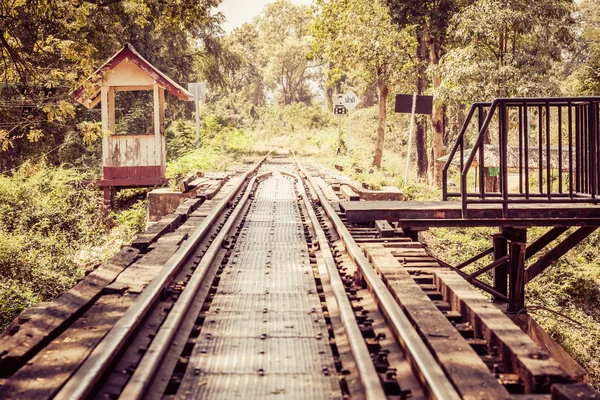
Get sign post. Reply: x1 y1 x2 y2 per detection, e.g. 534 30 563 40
333 103 347 153
394 93 433 183
340 90 360 153
405 93 417 184
187 82 207 148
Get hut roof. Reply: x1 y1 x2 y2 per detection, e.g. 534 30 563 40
72 43 192 109
439 144 576 170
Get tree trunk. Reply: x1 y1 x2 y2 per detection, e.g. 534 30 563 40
325 86 334 111
373 79 388 168
415 117 428 177
426 31 445 187
415 34 428 178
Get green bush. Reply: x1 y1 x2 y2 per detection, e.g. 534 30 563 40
113 200 147 235
0 162 152 331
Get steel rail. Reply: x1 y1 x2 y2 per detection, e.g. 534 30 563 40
55 155 268 400
119 172 272 399
295 158 462 400
292 172 387 400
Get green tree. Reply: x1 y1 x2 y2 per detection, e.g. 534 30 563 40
312 0 416 168
386 0 462 184
437 0 575 102
0 0 222 170
224 23 266 106
567 0 600 95
256 0 319 105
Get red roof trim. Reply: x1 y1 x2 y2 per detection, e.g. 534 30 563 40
72 43 193 107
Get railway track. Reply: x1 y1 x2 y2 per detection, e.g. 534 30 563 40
0 155 597 399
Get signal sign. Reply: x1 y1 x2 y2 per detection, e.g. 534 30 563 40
334 104 347 115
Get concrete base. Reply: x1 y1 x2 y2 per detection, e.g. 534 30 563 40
147 189 185 222
346 184 404 201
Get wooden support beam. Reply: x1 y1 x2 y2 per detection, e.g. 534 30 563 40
374 220 394 238
340 185 360 201
551 383 600 399
101 86 109 166
113 85 154 92
435 258 509 301
467 254 510 281
507 228 527 313
107 87 115 133
493 232 508 300
153 83 162 168
525 227 597 284
525 227 569 260
449 247 493 270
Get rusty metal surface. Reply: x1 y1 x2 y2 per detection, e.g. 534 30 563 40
177 174 341 399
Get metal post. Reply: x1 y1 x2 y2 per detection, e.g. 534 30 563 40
507 228 527 313
337 113 342 154
493 230 508 301
404 92 417 183
347 112 351 154
195 100 201 148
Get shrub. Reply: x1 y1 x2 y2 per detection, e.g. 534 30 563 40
0 162 151 331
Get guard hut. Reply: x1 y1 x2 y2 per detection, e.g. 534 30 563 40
72 43 193 205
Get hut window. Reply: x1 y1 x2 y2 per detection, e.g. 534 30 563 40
114 90 154 135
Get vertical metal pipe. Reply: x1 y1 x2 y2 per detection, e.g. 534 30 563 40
584 105 589 193
501 102 509 217
498 105 504 196
568 103 574 198
590 101 597 198
546 103 551 199
576 106 581 193
538 106 543 194
493 231 508 301
558 106 563 194
508 229 527 313
518 106 524 194
479 106 486 199
597 102 600 196
524 105 530 199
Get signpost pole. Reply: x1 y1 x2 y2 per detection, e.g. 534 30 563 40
195 100 201 148
347 112 351 154
404 92 418 183
337 113 342 154
188 82 206 148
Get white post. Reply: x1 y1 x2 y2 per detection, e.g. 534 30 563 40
101 86 109 166
153 83 161 167
195 100 201 148
404 92 418 184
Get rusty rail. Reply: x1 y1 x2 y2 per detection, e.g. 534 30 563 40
291 171 387 400
295 157 461 400
55 155 268 400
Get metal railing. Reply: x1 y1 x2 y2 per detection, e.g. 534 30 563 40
443 97 600 217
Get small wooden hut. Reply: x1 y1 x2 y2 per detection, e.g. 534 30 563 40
72 43 192 205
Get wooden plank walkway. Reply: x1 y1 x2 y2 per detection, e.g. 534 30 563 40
340 201 600 226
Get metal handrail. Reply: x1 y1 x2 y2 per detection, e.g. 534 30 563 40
442 97 600 217
442 102 491 200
